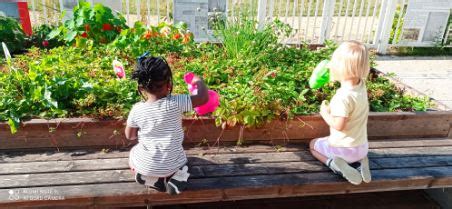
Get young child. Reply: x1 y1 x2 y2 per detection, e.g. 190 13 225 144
125 55 209 195
309 41 371 185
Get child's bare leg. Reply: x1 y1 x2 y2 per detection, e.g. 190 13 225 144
309 138 328 164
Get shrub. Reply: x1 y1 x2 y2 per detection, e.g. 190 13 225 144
0 15 26 54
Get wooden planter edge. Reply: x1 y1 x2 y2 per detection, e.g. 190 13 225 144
0 111 451 150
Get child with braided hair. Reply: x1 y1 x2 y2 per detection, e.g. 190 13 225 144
125 55 209 195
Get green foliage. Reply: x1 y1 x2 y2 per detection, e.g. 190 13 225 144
367 74 430 112
109 21 195 58
0 18 431 133
48 2 128 46
0 47 139 133
30 24 64 49
389 5 405 44
0 15 26 54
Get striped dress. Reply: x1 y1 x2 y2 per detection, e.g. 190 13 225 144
127 95 192 177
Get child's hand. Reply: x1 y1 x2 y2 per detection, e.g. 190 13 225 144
191 74 203 85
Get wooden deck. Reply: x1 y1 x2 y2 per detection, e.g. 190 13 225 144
154 190 440 209
1 137 452 208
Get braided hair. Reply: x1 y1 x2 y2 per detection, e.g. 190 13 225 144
132 56 173 98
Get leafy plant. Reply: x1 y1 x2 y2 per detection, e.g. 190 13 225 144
30 24 64 49
0 18 432 134
0 46 139 133
0 15 26 54
48 2 128 46
109 21 194 58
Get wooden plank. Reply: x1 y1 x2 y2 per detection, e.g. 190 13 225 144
1 166 452 207
369 138 452 149
0 144 304 163
0 183 222 208
3 151 452 178
2 138 452 164
1 112 451 149
372 155 452 169
195 161 328 177
368 146 452 158
0 149 130 164
3 145 452 188
0 152 314 175
0 158 130 175
177 190 440 209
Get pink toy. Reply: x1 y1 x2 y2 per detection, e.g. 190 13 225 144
184 72 220 115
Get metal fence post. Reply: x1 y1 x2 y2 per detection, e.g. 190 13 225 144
376 0 397 54
257 0 268 30
319 0 335 44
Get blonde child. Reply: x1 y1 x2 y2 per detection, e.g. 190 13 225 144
125 55 209 194
309 41 371 185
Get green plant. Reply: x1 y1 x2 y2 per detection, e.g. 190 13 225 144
48 2 128 46
0 15 26 54
109 21 195 58
0 46 139 133
0 19 431 134
389 5 405 44
30 24 64 49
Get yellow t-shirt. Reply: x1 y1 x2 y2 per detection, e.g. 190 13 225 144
328 80 369 148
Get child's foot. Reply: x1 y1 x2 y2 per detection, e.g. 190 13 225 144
166 166 190 195
359 156 372 183
327 157 363 185
134 173 166 192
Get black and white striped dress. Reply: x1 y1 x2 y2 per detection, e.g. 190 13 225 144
127 95 192 177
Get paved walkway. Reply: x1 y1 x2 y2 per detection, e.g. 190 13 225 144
375 56 452 111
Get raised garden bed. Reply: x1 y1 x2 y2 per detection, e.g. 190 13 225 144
1 111 451 150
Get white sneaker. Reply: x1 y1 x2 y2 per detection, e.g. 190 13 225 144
359 156 372 183
327 157 363 185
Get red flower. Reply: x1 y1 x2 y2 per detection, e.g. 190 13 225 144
84 24 90 32
102 23 112 31
172 33 181 40
81 32 88 38
143 31 152 40
42 40 49 47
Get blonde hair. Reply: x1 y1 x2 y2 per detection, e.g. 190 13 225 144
328 40 370 81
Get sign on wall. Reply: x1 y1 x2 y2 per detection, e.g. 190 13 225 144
400 0 451 45
174 0 226 42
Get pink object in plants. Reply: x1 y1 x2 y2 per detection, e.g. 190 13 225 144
112 60 126 79
184 72 220 115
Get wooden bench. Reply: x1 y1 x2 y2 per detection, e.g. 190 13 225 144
0 112 452 208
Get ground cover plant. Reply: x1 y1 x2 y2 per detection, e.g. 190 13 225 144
0 3 430 134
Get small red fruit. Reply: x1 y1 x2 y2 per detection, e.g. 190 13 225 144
172 33 181 40
81 32 88 38
102 23 112 31
42 40 49 47
270 72 276 78
84 24 90 32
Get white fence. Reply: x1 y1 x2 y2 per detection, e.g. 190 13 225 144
25 0 452 54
